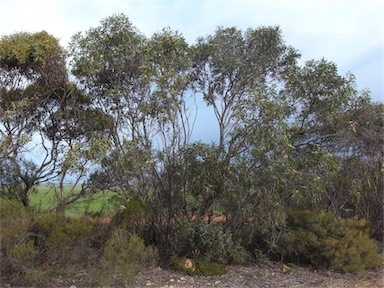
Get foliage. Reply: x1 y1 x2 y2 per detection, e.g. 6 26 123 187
171 258 227 276
169 220 237 264
111 196 150 238
278 209 382 273
0 31 66 206
189 222 234 264
0 30 111 210
31 213 98 267
98 229 158 286
0 160 23 202
196 260 228 276
171 258 197 275
324 99 384 241
0 198 35 277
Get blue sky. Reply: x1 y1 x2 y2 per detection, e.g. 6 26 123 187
1 0 382 101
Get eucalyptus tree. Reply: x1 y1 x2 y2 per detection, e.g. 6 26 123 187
69 14 156 208
189 26 300 238
192 26 298 150
0 31 69 206
70 14 149 149
282 59 366 208
281 58 383 240
325 98 383 240
0 31 111 209
141 28 196 226
70 15 195 214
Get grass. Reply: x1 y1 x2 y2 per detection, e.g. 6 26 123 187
29 184 118 216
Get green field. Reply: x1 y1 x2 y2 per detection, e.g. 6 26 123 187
29 185 118 216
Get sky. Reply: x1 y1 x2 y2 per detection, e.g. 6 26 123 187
0 0 383 141
1 0 382 99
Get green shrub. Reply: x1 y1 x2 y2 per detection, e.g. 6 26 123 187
197 260 228 276
170 257 196 275
98 229 158 286
0 198 35 277
111 197 150 237
190 222 233 263
0 197 33 245
234 221 279 262
171 258 227 276
229 244 249 265
279 209 382 273
168 220 193 257
169 221 235 264
32 213 97 267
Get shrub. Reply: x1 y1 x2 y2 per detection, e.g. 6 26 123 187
98 229 158 286
0 197 33 246
0 198 35 278
32 213 97 267
111 197 150 237
229 244 249 265
171 258 196 275
171 258 227 276
197 260 228 276
190 222 234 263
168 220 193 257
278 209 382 273
234 223 271 262
169 220 236 264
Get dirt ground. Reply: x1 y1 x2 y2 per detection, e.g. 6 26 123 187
131 261 383 288
1 261 382 287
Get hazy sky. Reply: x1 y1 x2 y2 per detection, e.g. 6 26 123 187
1 0 382 100
1 0 382 101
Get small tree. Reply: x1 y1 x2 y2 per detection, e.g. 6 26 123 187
0 31 111 209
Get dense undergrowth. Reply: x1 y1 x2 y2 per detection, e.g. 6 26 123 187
0 197 382 287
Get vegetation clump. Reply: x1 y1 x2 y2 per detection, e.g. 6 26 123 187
98 229 158 286
278 209 382 273
171 257 227 276
171 258 197 275
196 260 228 276
0 198 35 278
32 213 97 267
169 220 238 264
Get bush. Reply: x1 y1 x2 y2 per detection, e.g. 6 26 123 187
111 197 150 238
0 198 35 278
197 260 228 276
278 209 382 273
169 220 237 264
190 222 234 263
234 222 271 262
171 258 227 276
229 243 249 265
171 258 196 275
98 229 158 286
32 213 98 267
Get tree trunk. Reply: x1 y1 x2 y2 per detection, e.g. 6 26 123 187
20 186 30 207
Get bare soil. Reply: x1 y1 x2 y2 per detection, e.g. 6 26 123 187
132 261 383 288
1 261 382 287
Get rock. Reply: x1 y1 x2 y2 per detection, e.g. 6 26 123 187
184 258 195 271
